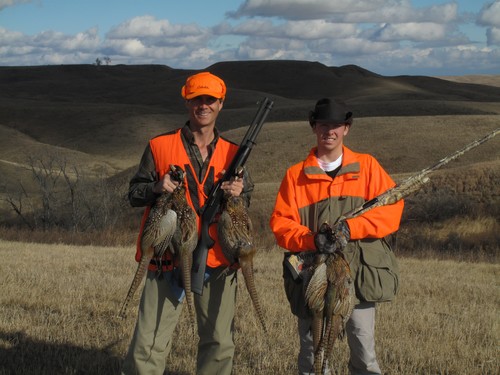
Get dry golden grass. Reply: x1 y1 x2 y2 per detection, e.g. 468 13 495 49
437 75 500 88
0 240 498 375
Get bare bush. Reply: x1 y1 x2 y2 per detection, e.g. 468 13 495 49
3 153 131 234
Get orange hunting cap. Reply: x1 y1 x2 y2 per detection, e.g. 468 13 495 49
181 72 227 100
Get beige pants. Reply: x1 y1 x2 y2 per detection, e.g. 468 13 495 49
121 268 237 375
298 302 381 375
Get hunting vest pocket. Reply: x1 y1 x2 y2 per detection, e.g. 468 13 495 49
355 238 399 303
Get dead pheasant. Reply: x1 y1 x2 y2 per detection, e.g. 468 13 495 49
305 223 355 375
169 183 198 334
118 165 185 319
218 192 267 334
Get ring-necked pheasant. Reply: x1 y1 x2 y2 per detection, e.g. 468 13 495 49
169 180 198 334
118 165 186 319
218 189 267 334
304 222 355 375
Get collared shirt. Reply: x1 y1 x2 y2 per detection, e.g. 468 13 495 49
180 123 217 182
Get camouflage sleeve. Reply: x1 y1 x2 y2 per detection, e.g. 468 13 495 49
128 144 159 207
241 166 254 208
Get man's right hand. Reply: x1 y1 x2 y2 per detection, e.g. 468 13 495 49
153 167 182 194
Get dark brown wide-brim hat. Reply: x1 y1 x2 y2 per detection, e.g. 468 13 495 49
309 98 353 126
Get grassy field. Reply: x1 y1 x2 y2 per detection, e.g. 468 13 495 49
0 240 498 375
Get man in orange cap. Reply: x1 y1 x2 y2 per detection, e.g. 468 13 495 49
122 72 253 375
270 98 404 374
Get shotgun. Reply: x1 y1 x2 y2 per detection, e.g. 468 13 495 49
191 97 274 295
338 128 499 222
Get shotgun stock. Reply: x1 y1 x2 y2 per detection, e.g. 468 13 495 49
191 97 274 295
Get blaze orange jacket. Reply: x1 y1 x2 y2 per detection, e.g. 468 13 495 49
270 146 404 252
135 129 239 269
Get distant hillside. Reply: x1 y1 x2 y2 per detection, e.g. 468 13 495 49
0 60 499 206
2 60 500 121
436 75 500 88
0 60 498 153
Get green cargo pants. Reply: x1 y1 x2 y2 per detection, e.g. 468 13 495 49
121 267 237 375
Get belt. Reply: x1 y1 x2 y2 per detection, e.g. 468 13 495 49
149 259 174 271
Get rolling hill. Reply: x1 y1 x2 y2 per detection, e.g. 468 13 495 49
0 60 499 216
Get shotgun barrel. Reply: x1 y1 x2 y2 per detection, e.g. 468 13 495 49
191 97 274 295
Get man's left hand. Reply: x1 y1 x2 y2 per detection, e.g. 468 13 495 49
221 175 244 197
314 221 350 254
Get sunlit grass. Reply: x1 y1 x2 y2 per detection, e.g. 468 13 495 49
0 240 498 375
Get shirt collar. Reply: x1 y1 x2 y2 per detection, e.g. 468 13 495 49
182 122 220 146
304 145 360 178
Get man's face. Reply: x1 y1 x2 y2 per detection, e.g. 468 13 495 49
186 95 223 128
313 122 350 153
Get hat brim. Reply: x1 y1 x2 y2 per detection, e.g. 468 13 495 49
184 90 224 100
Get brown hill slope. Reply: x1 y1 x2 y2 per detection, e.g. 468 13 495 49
0 60 499 210
2 60 500 119
1 60 499 156
437 75 500 88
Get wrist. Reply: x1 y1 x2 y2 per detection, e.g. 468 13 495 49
152 182 163 194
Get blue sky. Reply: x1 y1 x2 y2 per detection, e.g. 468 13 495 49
1 0 499 76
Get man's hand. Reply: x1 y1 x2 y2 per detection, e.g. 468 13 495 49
153 166 182 194
221 176 244 197
221 167 244 197
314 221 350 254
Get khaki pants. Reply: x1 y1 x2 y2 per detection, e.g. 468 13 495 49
297 302 381 375
122 268 237 375
346 302 381 375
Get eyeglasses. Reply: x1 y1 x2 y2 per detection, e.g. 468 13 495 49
188 96 220 105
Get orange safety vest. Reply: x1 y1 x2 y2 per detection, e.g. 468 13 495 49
135 129 239 270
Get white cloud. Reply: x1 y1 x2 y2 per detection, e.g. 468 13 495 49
477 2 500 47
0 27 102 65
487 27 500 45
107 15 210 46
0 27 26 46
374 22 447 42
341 2 458 23
103 38 188 60
32 28 101 51
186 47 216 64
0 0 31 11
237 43 289 60
281 20 358 39
228 0 458 24
310 37 392 56
108 39 146 56
228 0 388 20
61 29 101 51
478 1 500 27
223 19 357 39
328 43 500 76
429 45 500 72
37 51 96 65
221 19 275 36
239 35 307 52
